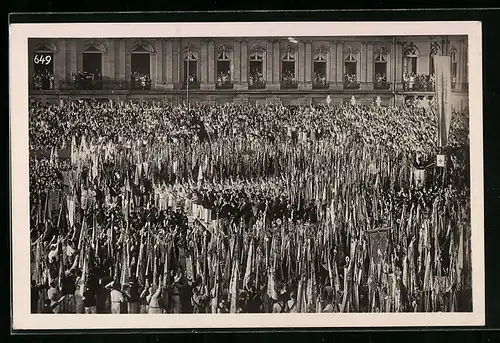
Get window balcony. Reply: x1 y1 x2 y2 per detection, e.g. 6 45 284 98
402 73 435 92
312 80 329 89
281 79 298 89
216 80 233 90
182 80 200 89
130 74 151 90
248 75 266 89
343 81 360 90
72 72 104 90
343 74 359 89
374 81 391 90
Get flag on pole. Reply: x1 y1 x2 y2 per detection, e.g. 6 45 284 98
433 55 452 147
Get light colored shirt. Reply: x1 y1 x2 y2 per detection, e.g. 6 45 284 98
146 287 161 308
110 289 124 303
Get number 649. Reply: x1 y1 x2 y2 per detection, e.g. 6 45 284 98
34 54 52 65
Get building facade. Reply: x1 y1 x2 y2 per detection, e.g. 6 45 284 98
29 36 469 110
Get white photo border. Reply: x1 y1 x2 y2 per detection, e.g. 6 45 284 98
10 21 484 330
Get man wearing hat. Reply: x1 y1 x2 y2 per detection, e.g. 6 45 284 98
105 280 125 314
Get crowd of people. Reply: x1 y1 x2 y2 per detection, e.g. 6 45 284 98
344 73 359 88
281 71 297 88
313 72 328 88
72 71 103 90
249 70 265 88
29 99 471 314
131 72 152 90
216 71 232 89
403 73 436 92
32 70 55 90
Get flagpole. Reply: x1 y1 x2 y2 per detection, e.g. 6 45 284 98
186 47 190 110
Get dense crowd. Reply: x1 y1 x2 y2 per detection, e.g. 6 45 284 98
29 99 471 314
32 70 55 90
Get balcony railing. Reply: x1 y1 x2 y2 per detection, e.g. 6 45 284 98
31 75 55 90
130 76 152 90
216 80 233 90
403 74 435 92
73 78 103 90
313 81 329 89
343 81 360 90
248 77 266 89
281 79 298 89
374 81 391 90
182 80 200 89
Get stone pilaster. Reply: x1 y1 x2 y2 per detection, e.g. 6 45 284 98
206 39 216 90
395 41 404 91
54 40 66 88
302 40 312 90
330 40 343 90
329 41 336 84
241 40 248 83
164 39 174 90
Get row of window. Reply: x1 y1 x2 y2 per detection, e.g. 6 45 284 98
31 44 461 91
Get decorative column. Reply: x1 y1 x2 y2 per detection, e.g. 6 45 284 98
360 41 374 90
302 40 313 90
207 39 215 90
359 41 369 90
241 40 248 84
106 40 115 83
329 41 336 85
154 39 164 89
76 40 83 74
54 40 66 88
265 40 274 89
233 40 245 90
331 40 343 90
200 39 209 90
298 41 305 86
273 40 280 85
115 39 125 84
457 39 467 93
266 40 279 90
164 39 174 90
366 41 374 84
149 41 157 90
395 41 404 91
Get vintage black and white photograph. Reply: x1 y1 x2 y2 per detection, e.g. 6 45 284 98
10 21 484 329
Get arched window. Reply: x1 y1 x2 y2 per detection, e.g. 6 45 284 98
403 43 419 75
450 47 458 89
32 43 56 90
130 41 154 90
281 46 297 89
216 45 232 89
313 46 328 89
374 47 390 89
183 48 199 89
79 42 105 90
429 41 441 75
249 46 265 89
344 47 359 89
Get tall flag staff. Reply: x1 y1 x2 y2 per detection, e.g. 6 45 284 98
186 44 191 110
433 54 452 185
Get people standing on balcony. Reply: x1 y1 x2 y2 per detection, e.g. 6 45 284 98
216 71 231 88
281 70 296 87
314 72 327 88
249 69 264 88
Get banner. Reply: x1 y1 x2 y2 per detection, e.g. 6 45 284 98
367 228 389 265
434 55 452 147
